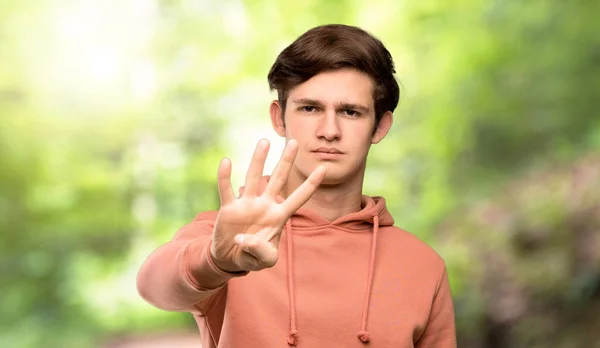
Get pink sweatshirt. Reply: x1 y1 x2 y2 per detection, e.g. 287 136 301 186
137 195 456 347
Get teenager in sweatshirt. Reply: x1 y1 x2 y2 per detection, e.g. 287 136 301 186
137 24 457 347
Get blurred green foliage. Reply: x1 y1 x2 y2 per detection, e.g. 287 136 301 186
1 0 598 347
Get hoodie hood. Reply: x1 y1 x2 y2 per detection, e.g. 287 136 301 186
289 195 395 230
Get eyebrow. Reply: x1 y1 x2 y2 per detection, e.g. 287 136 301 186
291 98 371 113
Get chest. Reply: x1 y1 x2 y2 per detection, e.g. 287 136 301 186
225 249 431 347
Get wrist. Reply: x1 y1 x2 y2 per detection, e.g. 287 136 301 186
208 243 246 274
182 239 248 291
210 254 245 274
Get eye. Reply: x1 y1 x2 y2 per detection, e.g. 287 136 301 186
343 109 359 117
300 106 317 112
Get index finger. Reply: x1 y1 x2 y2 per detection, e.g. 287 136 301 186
280 165 326 215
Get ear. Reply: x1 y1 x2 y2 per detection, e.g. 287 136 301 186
371 111 393 144
270 100 286 137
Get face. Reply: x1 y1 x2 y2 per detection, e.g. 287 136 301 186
270 68 393 185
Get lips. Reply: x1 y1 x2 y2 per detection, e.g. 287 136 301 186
312 147 343 154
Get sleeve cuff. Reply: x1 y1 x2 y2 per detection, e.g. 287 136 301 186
204 239 249 277
181 238 249 291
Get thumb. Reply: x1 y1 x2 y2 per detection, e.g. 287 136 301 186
234 234 278 269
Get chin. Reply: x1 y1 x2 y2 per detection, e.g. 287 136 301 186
301 164 351 186
320 171 349 186
296 158 363 186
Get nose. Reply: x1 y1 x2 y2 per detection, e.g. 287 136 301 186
316 110 341 141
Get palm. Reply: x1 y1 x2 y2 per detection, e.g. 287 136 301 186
211 139 326 272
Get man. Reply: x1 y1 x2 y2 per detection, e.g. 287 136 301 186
137 24 456 347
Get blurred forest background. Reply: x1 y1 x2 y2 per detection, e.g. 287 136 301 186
1 0 599 347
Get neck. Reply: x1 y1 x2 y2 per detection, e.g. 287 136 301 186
282 165 365 222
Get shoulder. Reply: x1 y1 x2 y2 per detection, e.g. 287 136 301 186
381 225 446 269
376 226 449 303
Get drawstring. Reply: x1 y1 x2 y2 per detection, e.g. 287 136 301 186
357 214 380 343
285 220 299 346
285 214 381 345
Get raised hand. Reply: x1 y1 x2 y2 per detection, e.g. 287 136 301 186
210 139 326 272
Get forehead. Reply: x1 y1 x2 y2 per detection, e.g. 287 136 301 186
288 68 375 108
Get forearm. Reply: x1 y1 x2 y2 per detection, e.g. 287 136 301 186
136 237 245 312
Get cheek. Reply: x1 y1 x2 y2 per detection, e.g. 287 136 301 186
346 125 374 147
284 117 310 137
285 124 317 152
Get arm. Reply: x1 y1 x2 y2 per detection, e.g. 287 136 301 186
415 264 457 348
137 139 326 313
136 214 248 313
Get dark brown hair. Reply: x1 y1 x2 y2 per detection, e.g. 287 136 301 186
267 24 400 128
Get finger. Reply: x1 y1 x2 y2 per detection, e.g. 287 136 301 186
281 165 327 215
243 139 270 197
217 158 235 205
234 234 278 269
264 139 298 198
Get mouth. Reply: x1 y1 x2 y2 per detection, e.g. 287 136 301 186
312 147 344 154
311 147 344 160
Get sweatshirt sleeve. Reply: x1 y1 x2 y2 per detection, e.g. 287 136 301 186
416 263 457 348
136 212 248 313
